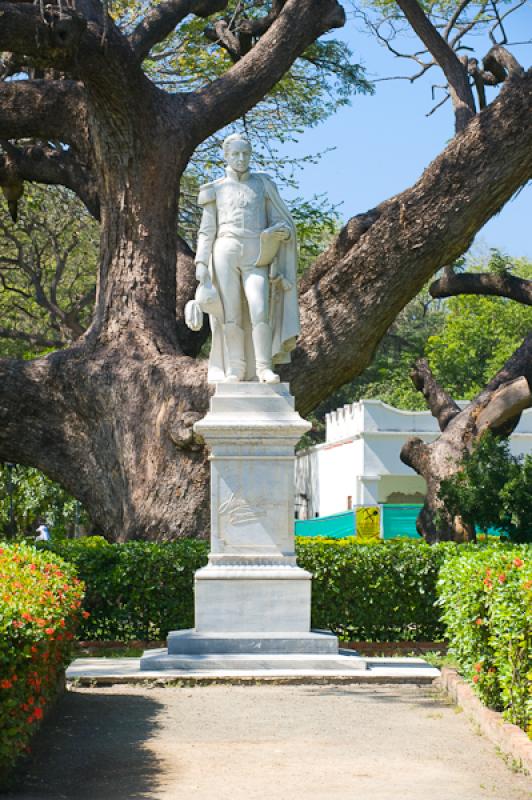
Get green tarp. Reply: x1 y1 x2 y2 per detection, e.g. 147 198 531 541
295 504 423 540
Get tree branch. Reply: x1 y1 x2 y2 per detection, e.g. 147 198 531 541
286 68 532 417
184 0 345 143
129 0 229 63
0 326 64 348
395 0 476 131
0 144 100 219
0 79 88 145
475 375 532 435
410 357 462 430
430 267 532 304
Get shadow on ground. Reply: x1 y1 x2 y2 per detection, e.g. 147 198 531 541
5 689 165 800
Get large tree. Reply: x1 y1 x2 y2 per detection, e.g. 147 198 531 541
0 0 530 540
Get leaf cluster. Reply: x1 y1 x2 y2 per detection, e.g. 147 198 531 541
438 543 531 733
438 432 532 544
0 464 89 540
0 543 84 785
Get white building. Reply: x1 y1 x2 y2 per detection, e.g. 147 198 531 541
295 399 532 520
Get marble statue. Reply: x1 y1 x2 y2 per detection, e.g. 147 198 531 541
185 134 300 384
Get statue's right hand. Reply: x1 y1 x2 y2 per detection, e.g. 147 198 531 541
196 263 209 284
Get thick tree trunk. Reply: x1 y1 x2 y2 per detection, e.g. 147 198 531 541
0 88 214 540
0 64 530 539
401 338 532 542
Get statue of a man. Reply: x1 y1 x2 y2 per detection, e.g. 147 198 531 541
191 134 300 384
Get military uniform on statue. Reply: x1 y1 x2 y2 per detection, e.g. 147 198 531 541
141 135 367 674
186 133 299 385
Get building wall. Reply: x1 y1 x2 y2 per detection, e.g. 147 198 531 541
295 400 532 518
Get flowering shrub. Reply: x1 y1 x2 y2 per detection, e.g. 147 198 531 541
0 543 84 784
438 545 531 735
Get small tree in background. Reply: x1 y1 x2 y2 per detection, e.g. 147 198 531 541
437 433 532 544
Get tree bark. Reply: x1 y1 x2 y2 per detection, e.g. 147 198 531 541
0 4 530 539
400 336 532 542
285 69 532 417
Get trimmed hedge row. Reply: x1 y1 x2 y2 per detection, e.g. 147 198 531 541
0 543 84 785
40 537 209 641
40 537 453 642
298 538 453 641
438 545 531 735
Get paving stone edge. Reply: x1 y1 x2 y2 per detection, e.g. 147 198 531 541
437 667 531 775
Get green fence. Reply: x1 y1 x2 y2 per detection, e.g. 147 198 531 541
295 504 423 540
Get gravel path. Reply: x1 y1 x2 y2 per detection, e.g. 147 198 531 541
6 683 532 800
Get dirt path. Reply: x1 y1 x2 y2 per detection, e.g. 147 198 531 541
6 683 531 800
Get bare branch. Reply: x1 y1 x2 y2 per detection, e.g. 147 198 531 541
430 267 532 305
129 0 229 62
410 357 462 430
0 79 88 145
395 0 476 131
0 326 64 348
0 144 100 219
443 0 474 40
476 375 532 435
184 0 345 144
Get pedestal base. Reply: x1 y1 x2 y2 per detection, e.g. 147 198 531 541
194 564 312 633
140 648 368 673
140 629 367 672
139 384 367 675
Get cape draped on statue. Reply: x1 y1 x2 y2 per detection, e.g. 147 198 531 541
205 173 300 384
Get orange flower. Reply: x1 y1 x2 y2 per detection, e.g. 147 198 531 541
0 679 13 689
483 578 493 588
45 628 54 636
475 618 483 625
472 674 479 684
12 620 24 629
81 611 90 619
498 573 506 584
513 558 524 568
22 612 32 621
474 662 482 673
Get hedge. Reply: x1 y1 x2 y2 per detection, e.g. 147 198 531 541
297 538 453 641
438 544 531 735
0 543 84 786
39 537 453 642
40 537 209 641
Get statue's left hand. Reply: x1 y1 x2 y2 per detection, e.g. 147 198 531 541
269 223 291 241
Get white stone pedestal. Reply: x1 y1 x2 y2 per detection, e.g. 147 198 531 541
141 383 366 673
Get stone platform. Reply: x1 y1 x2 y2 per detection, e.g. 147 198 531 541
67 656 440 685
141 383 366 676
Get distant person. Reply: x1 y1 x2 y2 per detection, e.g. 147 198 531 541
35 523 51 542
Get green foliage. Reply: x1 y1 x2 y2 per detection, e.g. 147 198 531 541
40 537 210 640
43 537 453 643
290 195 340 274
438 545 531 734
0 185 98 359
297 538 453 641
438 433 532 543
0 543 84 785
427 256 532 399
0 464 89 540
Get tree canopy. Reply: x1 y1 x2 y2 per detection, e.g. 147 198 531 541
0 0 530 541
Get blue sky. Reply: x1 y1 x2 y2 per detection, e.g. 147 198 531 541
281 4 532 260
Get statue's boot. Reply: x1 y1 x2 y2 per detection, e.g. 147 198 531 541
223 322 246 382
252 321 280 384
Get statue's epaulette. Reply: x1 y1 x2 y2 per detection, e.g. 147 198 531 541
197 178 223 206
